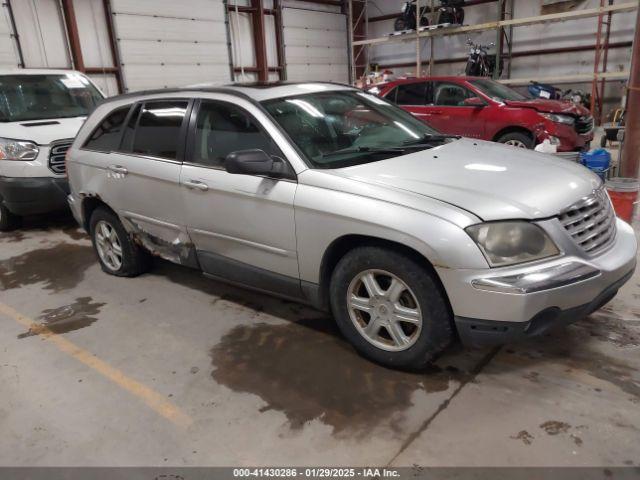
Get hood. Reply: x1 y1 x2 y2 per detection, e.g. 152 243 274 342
326 138 600 221
0 116 86 145
504 98 589 116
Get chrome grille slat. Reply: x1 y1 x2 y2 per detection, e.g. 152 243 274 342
48 139 73 175
567 208 611 234
575 115 594 135
558 188 616 255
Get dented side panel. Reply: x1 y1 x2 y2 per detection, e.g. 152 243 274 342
70 146 196 266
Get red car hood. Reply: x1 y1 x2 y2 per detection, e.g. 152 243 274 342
504 99 590 116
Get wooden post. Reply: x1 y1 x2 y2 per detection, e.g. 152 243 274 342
60 0 85 71
251 0 269 81
621 6 640 178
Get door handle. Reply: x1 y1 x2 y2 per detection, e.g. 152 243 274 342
108 164 128 175
183 179 209 191
430 110 443 115
108 164 127 174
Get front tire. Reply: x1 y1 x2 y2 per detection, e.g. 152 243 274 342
89 207 150 277
497 131 534 149
329 246 453 370
0 203 20 232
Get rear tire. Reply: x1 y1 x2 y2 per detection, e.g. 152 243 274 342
329 246 453 370
497 131 534 149
0 203 20 232
394 17 410 31
89 207 150 277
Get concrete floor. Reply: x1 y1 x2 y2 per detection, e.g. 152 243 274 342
0 214 638 467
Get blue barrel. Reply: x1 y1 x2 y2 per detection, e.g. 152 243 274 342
580 148 611 180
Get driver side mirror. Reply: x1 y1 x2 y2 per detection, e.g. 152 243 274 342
463 97 485 107
225 149 295 180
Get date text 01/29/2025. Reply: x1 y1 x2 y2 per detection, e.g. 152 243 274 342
232 468 400 478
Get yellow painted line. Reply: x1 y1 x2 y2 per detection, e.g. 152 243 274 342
0 301 192 428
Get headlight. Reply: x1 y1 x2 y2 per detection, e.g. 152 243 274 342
540 113 575 126
466 221 560 267
0 137 39 161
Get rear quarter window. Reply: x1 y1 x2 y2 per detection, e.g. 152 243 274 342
83 105 131 151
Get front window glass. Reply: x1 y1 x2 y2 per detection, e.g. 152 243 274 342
262 91 444 169
192 101 282 168
433 82 475 106
131 101 188 160
469 78 526 102
0 73 103 122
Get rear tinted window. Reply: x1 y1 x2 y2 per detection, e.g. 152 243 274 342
83 105 130 151
130 101 188 160
395 82 428 105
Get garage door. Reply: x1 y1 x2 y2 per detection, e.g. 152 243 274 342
282 7 349 83
0 3 20 68
110 0 231 92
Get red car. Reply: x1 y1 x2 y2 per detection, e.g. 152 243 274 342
367 76 594 152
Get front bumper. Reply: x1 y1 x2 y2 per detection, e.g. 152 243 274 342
436 218 637 346
0 176 69 216
537 122 593 152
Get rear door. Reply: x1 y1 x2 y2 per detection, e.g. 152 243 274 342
180 97 300 296
98 99 192 262
388 81 434 125
428 81 487 138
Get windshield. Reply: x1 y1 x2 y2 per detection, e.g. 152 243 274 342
0 73 103 122
262 90 447 168
469 78 526 102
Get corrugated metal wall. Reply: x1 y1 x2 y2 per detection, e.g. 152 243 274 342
72 0 119 96
0 0 352 92
0 3 20 68
10 0 71 69
110 0 232 92
282 6 349 83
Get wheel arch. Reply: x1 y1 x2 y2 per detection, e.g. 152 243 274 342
314 234 451 313
80 195 114 232
491 125 535 144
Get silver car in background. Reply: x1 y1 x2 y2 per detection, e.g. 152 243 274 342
66 82 637 370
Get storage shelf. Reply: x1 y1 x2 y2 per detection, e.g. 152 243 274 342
352 1 638 47
498 70 630 85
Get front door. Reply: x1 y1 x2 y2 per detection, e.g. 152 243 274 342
426 81 487 139
180 98 300 297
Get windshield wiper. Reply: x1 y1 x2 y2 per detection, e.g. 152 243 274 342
402 133 461 145
321 146 406 159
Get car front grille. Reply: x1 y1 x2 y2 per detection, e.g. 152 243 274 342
575 115 594 135
558 188 616 254
48 139 73 175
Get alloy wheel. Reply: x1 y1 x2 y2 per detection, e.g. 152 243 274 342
504 139 527 148
346 269 423 352
95 220 123 271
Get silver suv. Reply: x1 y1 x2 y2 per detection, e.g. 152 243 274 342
67 82 637 370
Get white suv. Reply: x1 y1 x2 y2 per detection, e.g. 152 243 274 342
0 69 104 230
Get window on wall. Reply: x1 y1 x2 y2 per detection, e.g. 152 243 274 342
395 82 429 106
190 101 281 168
83 105 131 151
129 101 188 160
